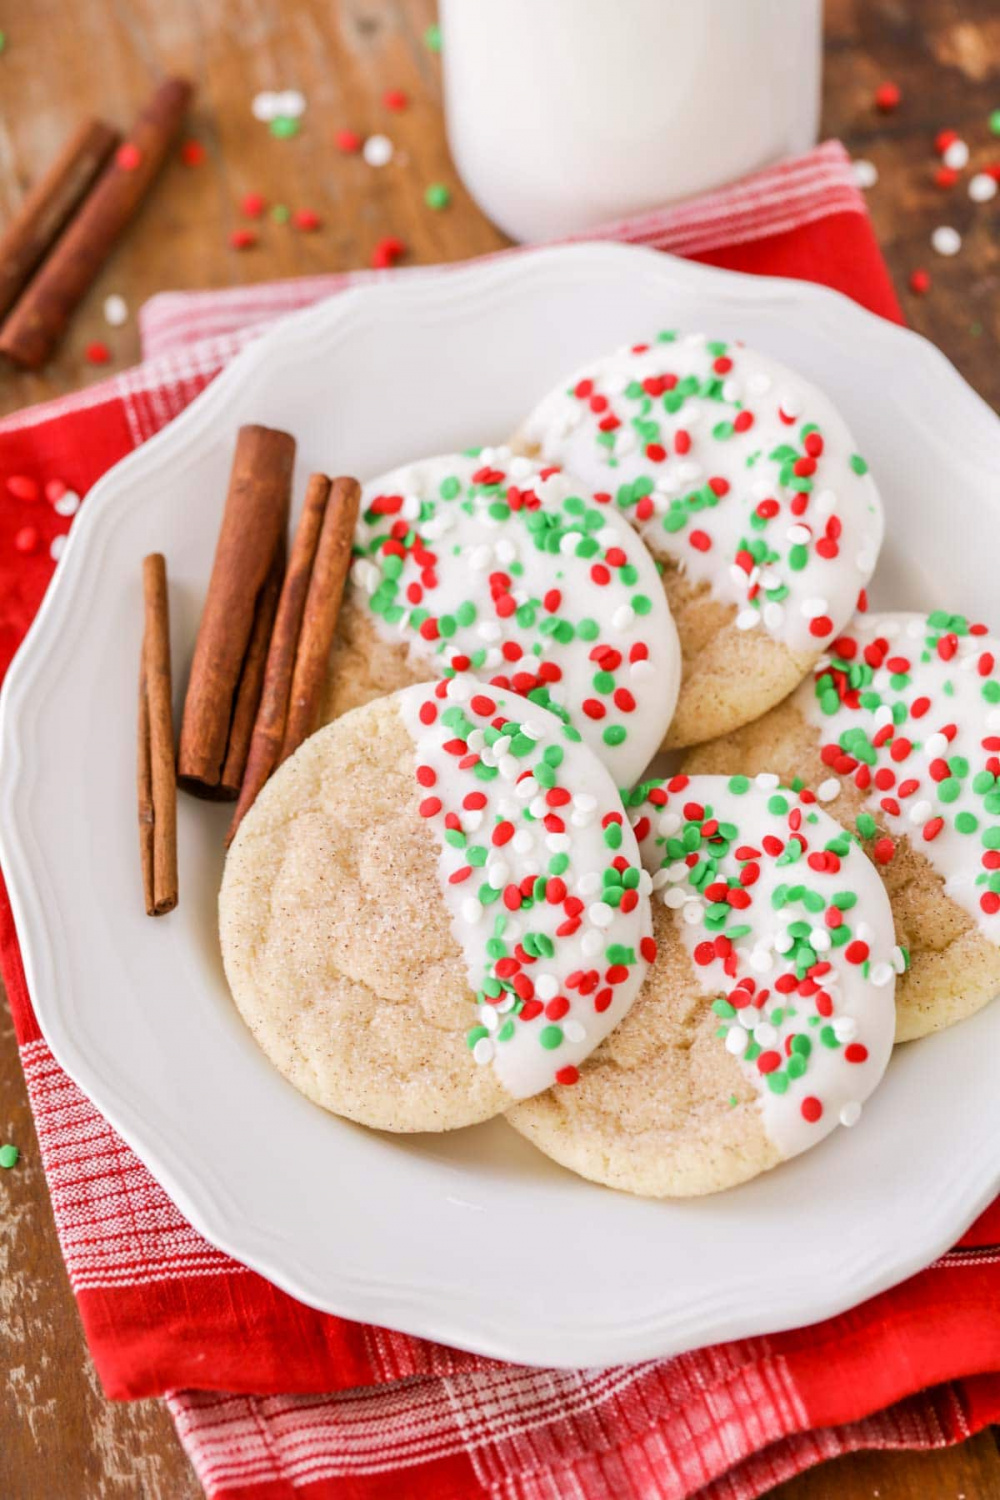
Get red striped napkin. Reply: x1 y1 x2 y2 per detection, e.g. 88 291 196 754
4 142 1000 1500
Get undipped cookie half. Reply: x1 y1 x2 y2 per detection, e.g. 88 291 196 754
220 682 654 1132
683 610 1000 1041
516 331 884 748
507 774 898 1196
321 449 680 788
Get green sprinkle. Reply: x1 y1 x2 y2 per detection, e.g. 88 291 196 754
990 108 1000 135
425 20 442 51
728 775 750 794
603 724 627 747
466 1026 489 1049
424 182 451 210
270 203 291 224
856 812 877 839
850 454 868 475
539 1024 563 1050
0 1143 17 1169
956 811 979 835
270 116 300 139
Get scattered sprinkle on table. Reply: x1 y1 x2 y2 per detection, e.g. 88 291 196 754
931 225 961 256
935 128 959 154
941 138 969 170
0 32 6 54
7 474 39 502
934 166 959 190
116 142 142 171
241 191 267 218
252 89 306 123
270 116 300 139
292 207 321 232
0 1144 18 1170
425 182 451 210
383 88 408 112
229 227 257 250
969 172 998 202
363 133 393 167
335 128 362 153
371 235 405 269
85 339 111 364
270 204 290 224
909 268 931 294
990 109 1000 136
181 138 206 167
852 159 878 189
874 81 900 112
15 526 40 554
425 21 441 52
103 293 128 327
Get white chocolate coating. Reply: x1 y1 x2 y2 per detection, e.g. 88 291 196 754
400 679 654 1098
628 773 897 1157
351 448 680 787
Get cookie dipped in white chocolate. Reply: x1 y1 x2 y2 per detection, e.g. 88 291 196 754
507 773 897 1194
516 333 884 747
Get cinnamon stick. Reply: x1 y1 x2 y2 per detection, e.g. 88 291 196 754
279 476 361 765
0 78 192 369
139 553 178 916
0 118 121 324
219 535 286 796
178 423 294 797
226 473 331 845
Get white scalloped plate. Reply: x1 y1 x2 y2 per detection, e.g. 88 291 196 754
3 243 1000 1369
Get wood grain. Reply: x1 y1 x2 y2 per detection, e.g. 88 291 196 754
0 1 997 1496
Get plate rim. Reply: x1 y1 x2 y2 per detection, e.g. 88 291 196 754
3 239 1000 1368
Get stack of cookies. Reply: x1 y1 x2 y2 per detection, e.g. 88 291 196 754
220 330 999 1198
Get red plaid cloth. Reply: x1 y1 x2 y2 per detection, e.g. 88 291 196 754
3 142 1000 1499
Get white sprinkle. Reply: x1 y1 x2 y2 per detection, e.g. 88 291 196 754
747 370 772 395
103 293 128 327
563 1020 586 1044
53 489 81 518
637 869 652 896
612 604 636 632
931 225 961 256
588 901 614 928
892 945 907 974
763 602 785 630
460 897 483 925
908 799 933 825
840 1101 862 1128
801 596 829 620
942 138 969 170
777 392 801 419
852 158 878 189
534 974 559 1001
494 538 517 566
735 608 759 631
496 994 516 1014
657 812 681 837
774 930 795 954
661 886 686 909
813 488 838 517
725 1027 748 1056
577 871 602 896
924 731 949 759
363 133 394 167
817 777 841 802
874 704 894 731
681 901 703 926
753 1022 777 1048
754 772 780 790
508 455 533 479
472 1037 495 1066
969 172 998 203
468 544 492 571
749 947 773 973
251 91 280 121
485 858 509 889
512 829 534 854
786 523 811 546
869 961 895 987
581 929 604 957
833 1016 858 1043
50 533 67 562
811 928 832 952
630 659 654 681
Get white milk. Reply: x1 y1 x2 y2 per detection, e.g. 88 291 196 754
441 0 823 241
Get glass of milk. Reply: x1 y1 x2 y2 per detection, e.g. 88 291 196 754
440 0 823 242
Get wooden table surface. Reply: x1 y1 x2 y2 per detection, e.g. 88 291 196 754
1 1 998 1496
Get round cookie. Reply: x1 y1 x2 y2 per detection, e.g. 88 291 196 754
683 610 1000 1042
507 773 898 1197
321 448 681 788
516 331 885 748
220 681 654 1132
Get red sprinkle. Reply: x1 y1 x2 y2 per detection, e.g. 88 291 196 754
241 192 267 218
383 89 409 111
180 139 206 167
800 1097 823 1124
909 269 931 295
335 129 363 153
371 236 406 269
85 340 111 364
293 208 322 232
874 81 901 112
116 142 142 170
229 228 257 250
